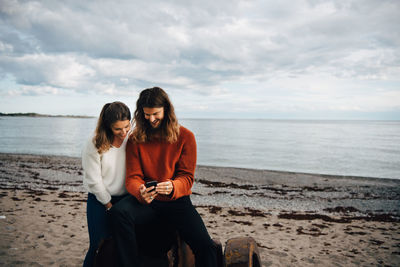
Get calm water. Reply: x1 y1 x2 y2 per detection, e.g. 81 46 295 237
0 117 399 179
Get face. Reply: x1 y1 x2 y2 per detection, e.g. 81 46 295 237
110 120 131 140
143 107 164 129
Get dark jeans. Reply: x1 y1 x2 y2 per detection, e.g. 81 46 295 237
110 195 217 267
83 193 126 267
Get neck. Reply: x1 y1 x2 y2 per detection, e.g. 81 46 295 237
112 136 124 148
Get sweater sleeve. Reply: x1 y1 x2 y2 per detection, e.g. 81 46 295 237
170 129 197 200
125 138 146 203
82 139 111 205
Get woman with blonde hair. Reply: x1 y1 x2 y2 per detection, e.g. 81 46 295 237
82 101 131 267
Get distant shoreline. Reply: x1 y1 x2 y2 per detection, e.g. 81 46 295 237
0 112 94 119
1 113 399 121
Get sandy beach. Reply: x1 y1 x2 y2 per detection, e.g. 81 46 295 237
0 153 399 266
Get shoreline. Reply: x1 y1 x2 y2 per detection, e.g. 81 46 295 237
1 151 399 181
1 153 400 266
0 112 94 118
1 153 399 215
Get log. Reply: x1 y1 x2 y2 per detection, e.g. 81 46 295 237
224 237 261 267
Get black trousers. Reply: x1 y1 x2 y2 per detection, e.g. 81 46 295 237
110 195 217 267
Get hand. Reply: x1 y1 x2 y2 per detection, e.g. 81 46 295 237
140 184 158 204
156 181 173 195
105 202 112 211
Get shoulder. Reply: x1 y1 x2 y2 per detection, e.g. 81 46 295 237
179 125 194 136
127 132 136 144
83 136 97 153
179 126 195 142
83 136 110 158
127 134 138 149
82 136 101 164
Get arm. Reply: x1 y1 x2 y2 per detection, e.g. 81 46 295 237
82 139 111 205
170 129 197 200
125 139 147 203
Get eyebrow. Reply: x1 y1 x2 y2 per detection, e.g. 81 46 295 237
144 111 160 115
113 123 130 129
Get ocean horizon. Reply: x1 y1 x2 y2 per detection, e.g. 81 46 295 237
0 116 399 180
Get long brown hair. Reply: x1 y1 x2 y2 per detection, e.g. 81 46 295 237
93 101 131 153
131 87 179 143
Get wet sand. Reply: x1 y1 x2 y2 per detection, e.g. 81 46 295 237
0 153 399 266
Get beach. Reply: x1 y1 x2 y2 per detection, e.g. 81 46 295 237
0 153 399 266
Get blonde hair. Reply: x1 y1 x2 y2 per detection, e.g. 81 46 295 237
93 101 131 153
131 87 179 143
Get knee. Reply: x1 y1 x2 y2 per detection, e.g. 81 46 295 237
108 198 139 228
109 205 128 223
108 204 128 226
108 203 122 218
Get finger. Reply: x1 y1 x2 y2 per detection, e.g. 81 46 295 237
140 184 146 194
156 182 171 194
148 192 157 202
156 187 167 194
155 184 162 193
165 182 172 194
146 186 155 193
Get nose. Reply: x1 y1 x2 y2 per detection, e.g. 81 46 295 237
149 115 155 122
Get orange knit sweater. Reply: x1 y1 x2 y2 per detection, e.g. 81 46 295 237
125 126 197 203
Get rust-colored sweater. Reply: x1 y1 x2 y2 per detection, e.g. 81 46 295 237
125 126 197 203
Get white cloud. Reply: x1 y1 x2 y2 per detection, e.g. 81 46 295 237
0 53 95 89
0 0 399 118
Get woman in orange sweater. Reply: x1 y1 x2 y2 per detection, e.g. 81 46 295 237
110 87 216 267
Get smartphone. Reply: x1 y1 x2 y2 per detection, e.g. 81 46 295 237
145 181 158 192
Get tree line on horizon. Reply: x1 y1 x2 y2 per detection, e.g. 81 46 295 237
0 112 93 118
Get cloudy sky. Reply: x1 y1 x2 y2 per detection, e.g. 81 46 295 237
0 0 399 119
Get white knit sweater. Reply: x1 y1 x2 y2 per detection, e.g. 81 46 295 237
82 135 128 205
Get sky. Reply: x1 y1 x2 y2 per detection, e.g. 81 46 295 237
0 0 399 119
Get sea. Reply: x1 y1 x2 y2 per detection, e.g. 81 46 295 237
0 116 399 180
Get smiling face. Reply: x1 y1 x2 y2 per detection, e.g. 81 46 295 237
110 120 131 140
143 107 164 129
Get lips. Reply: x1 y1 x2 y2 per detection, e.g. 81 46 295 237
151 119 160 128
116 133 127 140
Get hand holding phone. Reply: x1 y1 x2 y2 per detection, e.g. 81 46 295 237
145 181 158 192
141 181 158 203
155 181 173 195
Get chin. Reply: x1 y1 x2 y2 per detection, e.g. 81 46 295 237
151 123 160 128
